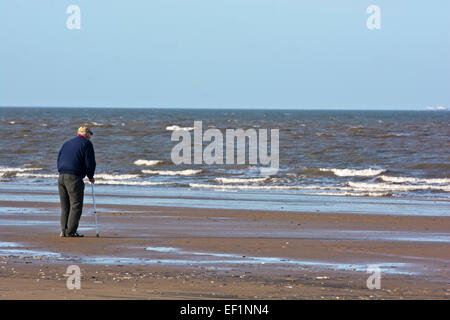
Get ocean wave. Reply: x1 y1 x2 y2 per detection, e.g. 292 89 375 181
16 173 58 178
319 168 385 177
0 167 42 173
348 181 450 192
166 125 194 131
380 133 412 138
6 121 29 125
87 121 103 126
215 177 269 184
312 191 392 197
190 183 297 190
0 167 43 178
189 183 390 197
190 181 450 194
15 172 197 179
379 175 450 184
95 174 140 180
14 173 140 180
95 180 173 186
188 183 346 191
142 169 202 176
348 126 365 131
134 159 162 166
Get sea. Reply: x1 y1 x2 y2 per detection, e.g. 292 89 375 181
1 107 449 215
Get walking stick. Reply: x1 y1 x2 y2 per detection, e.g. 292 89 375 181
91 183 100 237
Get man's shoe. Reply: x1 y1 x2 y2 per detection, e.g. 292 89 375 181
60 231 66 237
68 232 84 237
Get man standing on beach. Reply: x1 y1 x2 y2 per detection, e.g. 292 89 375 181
57 126 96 237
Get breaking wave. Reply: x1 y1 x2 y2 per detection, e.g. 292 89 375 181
0 167 42 173
94 174 140 180
190 179 450 196
94 180 173 186
134 160 162 166
16 173 58 178
166 125 194 131
379 175 450 184
319 168 386 177
312 191 392 197
142 169 202 176
190 183 298 190
215 177 269 184
348 181 450 192
0 167 43 178
13 173 141 180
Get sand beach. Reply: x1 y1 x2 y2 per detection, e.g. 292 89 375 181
0 187 449 299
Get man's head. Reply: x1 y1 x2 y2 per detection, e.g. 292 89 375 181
77 126 93 140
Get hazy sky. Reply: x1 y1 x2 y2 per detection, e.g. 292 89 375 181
0 0 449 109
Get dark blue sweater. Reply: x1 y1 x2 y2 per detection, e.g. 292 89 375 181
57 136 96 179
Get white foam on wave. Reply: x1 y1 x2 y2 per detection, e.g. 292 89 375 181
190 183 293 190
16 173 58 178
348 181 450 192
142 169 202 176
166 125 194 131
189 183 339 191
15 172 140 180
312 191 391 197
216 177 269 184
95 174 140 180
191 180 450 194
0 167 42 173
379 175 450 184
319 168 385 177
88 121 103 126
95 180 172 186
134 160 162 166
189 183 390 197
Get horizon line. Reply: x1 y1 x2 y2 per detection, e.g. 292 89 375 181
0 105 442 111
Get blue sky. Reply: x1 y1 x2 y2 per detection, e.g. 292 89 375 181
0 0 449 109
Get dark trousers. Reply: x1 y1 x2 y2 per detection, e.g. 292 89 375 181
58 174 85 235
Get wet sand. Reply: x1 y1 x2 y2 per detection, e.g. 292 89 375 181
0 194 449 299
